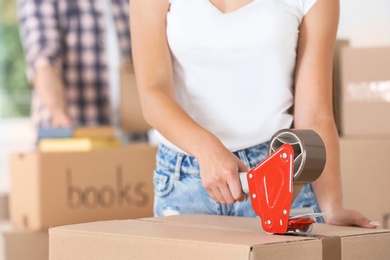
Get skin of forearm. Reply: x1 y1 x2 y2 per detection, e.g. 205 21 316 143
140 86 219 157
296 117 344 213
33 65 68 118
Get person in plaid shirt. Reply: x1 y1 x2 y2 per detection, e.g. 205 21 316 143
18 0 131 129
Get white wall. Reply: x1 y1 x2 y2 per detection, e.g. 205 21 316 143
0 119 35 192
338 0 390 47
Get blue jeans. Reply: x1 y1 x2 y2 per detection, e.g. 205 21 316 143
153 142 324 222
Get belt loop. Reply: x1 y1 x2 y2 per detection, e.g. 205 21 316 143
174 153 183 180
238 150 250 168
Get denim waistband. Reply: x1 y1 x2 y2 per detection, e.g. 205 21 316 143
156 142 269 177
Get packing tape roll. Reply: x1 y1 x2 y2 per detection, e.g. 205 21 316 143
268 129 326 183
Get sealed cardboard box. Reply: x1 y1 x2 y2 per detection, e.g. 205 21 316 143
0 221 48 260
0 193 8 220
339 47 390 136
120 62 151 133
9 143 157 230
49 215 322 260
49 215 390 260
310 223 390 260
340 137 390 226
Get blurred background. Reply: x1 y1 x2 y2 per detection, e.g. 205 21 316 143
0 0 390 210
0 0 389 258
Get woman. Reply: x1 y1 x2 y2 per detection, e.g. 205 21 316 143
130 0 378 228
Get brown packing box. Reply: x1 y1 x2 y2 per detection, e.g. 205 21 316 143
9 143 157 230
48 215 390 260
0 221 48 260
120 62 151 133
49 215 322 260
310 224 390 260
340 137 390 228
339 47 390 136
0 193 8 220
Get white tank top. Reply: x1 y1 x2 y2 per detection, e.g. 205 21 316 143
156 0 317 153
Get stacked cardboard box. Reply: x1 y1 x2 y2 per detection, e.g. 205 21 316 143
6 143 157 260
340 138 390 228
335 46 390 228
9 143 157 230
2 64 158 259
49 215 390 259
338 47 390 137
0 222 48 260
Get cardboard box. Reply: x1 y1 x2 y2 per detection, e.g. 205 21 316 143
9 143 157 230
340 137 390 226
48 214 390 260
339 47 390 136
120 62 151 133
310 223 390 260
0 221 48 260
0 193 8 220
49 215 322 260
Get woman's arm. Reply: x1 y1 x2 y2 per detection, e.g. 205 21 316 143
130 0 247 205
293 0 378 228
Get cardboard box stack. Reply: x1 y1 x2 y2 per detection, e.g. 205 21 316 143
49 215 390 259
335 46 390 228
0 222 48 260
338 47 390 136
9 142 157 230
3 63 158 260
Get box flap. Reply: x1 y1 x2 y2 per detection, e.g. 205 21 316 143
140 214 266 234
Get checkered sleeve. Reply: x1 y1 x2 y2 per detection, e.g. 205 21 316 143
18 0 62 82
113 0 132 62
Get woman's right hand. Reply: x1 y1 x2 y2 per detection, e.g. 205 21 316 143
197 140 248 204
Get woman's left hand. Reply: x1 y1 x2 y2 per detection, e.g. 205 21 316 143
324 208 380 228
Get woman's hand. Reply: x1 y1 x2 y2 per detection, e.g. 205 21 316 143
197 141 248 205
324 208 380 228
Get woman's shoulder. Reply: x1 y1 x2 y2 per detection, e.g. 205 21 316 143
276 0 317 15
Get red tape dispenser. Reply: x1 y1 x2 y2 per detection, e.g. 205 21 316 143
239 129 326 234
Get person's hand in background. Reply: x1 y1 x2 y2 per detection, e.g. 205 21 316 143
34 65 72 128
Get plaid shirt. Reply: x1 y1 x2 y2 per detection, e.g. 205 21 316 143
18 0 131 127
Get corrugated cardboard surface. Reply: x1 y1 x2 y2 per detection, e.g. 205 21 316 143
311 224 390 260
0 221 48 260
49 215 321 260
340 138 390 226
340 47 390 136
10 143 157 230
120 62 151 133
148 215 390 260
0 193 8 220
